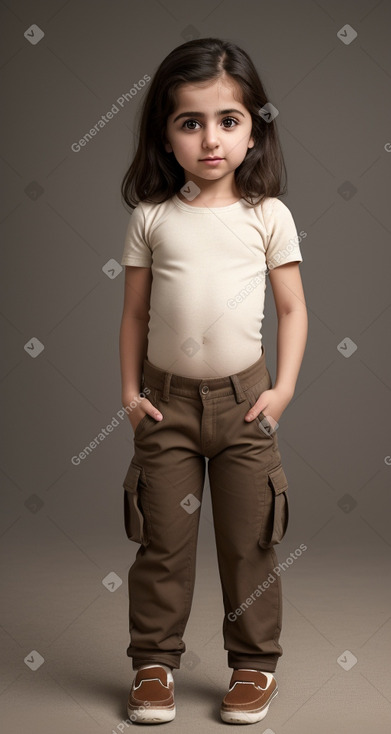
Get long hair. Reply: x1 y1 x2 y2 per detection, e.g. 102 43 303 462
121 37 287 209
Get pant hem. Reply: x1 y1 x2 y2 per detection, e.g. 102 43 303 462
228 655 279 673
130 654 181 670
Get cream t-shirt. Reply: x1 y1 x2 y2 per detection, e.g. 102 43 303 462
121 193 304 378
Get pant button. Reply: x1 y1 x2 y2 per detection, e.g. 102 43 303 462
201 385 209 395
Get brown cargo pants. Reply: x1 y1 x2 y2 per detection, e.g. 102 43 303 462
122 345 290 673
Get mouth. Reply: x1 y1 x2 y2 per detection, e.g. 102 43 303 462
199 157 224 161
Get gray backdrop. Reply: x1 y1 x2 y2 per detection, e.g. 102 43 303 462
1 1 390 733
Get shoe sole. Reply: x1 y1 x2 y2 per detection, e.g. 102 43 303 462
220 685 278 724
127 703 176 723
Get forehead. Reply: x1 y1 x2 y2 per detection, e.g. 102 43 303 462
170 76 245 113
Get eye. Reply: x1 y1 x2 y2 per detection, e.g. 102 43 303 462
181 119 200 130
222 117 239 128
180 116 239 130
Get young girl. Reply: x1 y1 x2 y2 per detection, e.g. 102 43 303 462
119 37 307 726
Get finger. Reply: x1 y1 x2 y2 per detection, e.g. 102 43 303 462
244 407 257 421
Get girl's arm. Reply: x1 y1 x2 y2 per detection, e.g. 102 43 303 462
119 265 152 405
268 261 308 399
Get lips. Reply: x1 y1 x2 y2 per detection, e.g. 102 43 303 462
200 157 223 161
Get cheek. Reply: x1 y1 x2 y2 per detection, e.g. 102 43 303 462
176 139 190 152
234 135 252 156
174 139 196 160
228 140 248 159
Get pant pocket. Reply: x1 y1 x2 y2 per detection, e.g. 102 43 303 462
133 386 159 439
123 460 150 546
258 463 289 549
244 377 276 442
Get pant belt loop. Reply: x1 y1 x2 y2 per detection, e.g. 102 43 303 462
161 370 172 402
230 373 246 403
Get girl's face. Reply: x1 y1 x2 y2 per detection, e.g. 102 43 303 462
164 76 254 193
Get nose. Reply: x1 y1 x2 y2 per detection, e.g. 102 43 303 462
201 123 220 150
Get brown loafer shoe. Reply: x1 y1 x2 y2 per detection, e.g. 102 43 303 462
220 669 278 724
127 665 175 723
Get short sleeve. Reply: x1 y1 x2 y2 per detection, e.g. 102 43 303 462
120 203 152 267
265 198 304 270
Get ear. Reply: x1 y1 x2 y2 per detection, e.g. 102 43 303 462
247 136 255 150
164 141 173 153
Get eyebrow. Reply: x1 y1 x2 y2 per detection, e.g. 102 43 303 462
172 109 245 123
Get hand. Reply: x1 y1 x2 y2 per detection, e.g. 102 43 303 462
122 394 163 433
244 386 292 428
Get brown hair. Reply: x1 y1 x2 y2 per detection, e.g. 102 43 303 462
121 37 287 209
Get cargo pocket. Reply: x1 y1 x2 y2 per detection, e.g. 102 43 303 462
258 463 289 549
123 461 150 546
